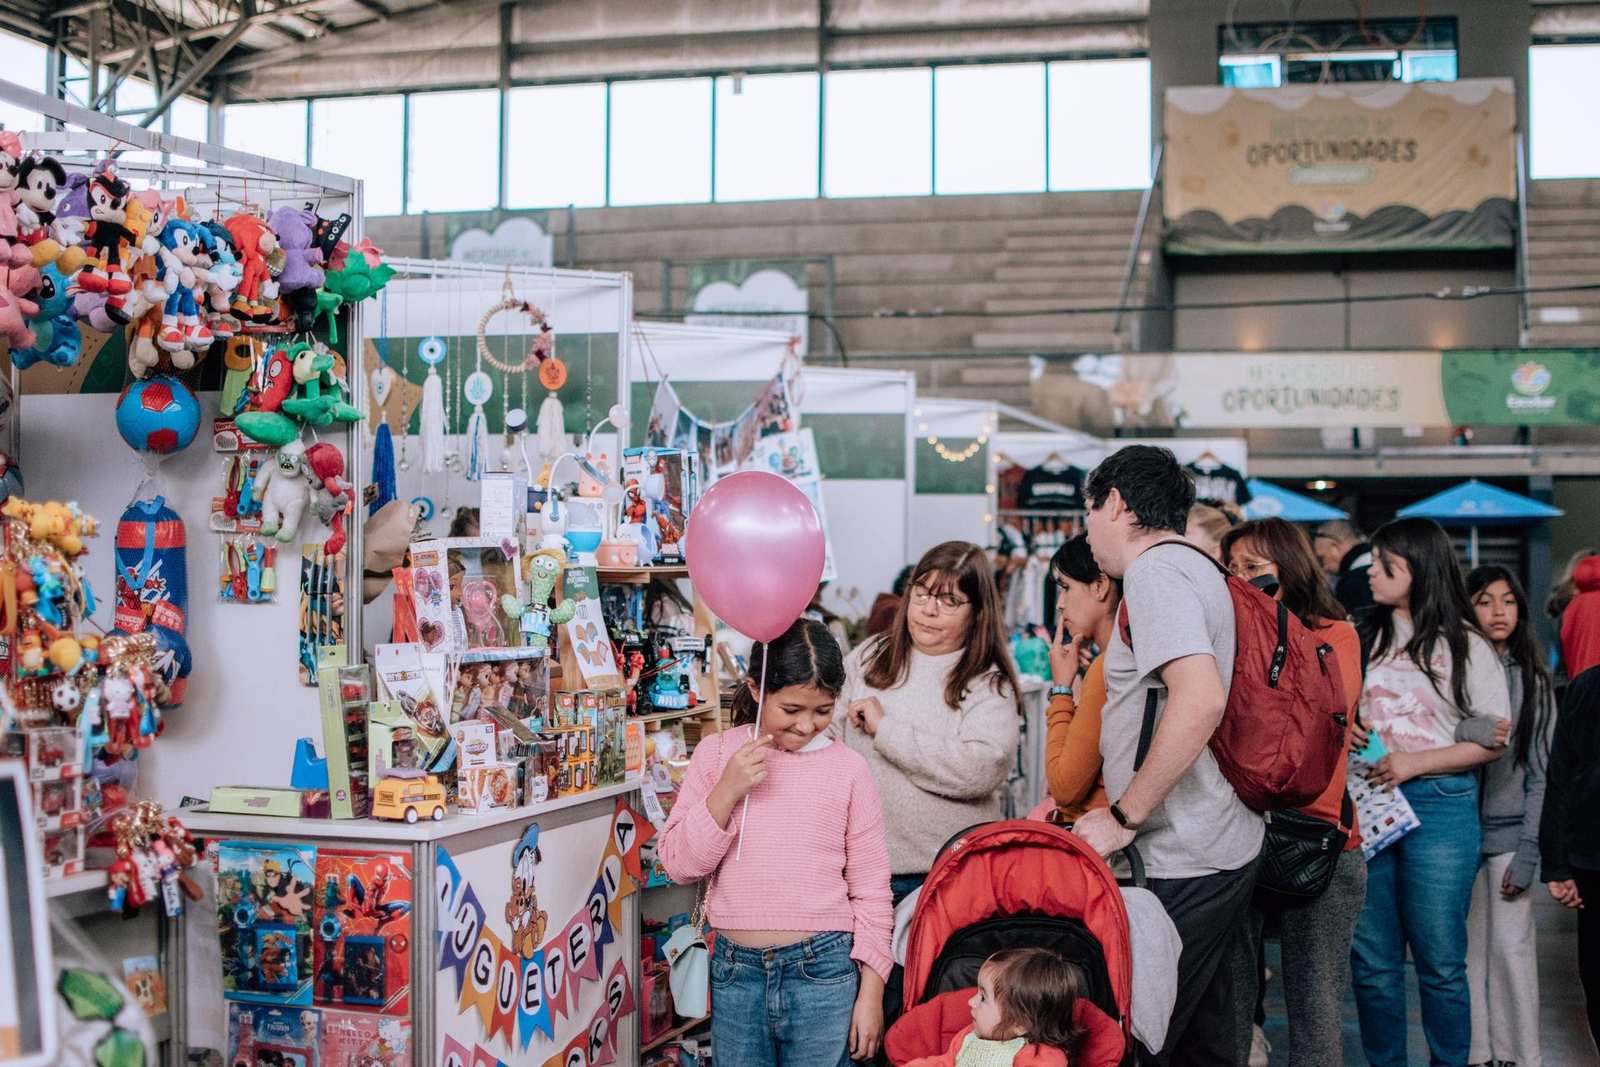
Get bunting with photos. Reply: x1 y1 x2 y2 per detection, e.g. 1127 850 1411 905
643 370 799 484
435 797 650 1057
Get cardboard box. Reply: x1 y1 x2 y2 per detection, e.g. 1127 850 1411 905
318 659 372 819
32 777 84 830
41 825 84 878
209 786 332 819
26 726 82 781
459 762 518 814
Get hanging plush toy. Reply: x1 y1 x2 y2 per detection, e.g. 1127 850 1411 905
222 212 279 323
303 442 353 556
199 221 243 340
0 130 20 241
316 255 395 344
10 262 80 369
75 161 135 323
267 205 324 333
154 218 214 356
14 155 84 273
109 496 192 708
256 440 311 543
0 241 42 350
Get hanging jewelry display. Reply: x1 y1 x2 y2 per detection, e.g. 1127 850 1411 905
417 334 447 474
463 368 493 482
534 271 567 484
443 278 465 473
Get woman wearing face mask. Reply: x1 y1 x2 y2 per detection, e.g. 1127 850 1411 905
836 541 1022 905
1464 565 1556 1067
1350 518 1511 1067
1043 535 1118 824
1219 519 1364 1067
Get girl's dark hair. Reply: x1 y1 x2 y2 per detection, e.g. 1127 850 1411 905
1049 534 1103 586
1467 565 1554 767
984 948 1086 1052
1222 518 1347 628
865 541 1022 714
729 618 845 727
1359 517 1479 713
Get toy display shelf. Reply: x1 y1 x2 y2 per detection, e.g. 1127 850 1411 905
643 1014 710 1054
181 783 642 1065
181 779 640 842
595 566 690 585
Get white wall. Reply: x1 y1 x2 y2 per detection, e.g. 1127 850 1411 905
22 392 329 807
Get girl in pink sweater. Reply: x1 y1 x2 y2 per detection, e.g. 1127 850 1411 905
659 618 894 1066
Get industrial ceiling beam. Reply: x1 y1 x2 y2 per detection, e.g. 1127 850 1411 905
216 0 478 76
137 0 255 126
99 0 349 64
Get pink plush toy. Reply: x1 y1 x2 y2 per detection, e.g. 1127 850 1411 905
0 131 22 242
0 242 42 349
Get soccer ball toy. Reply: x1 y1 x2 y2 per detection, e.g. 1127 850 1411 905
115 376 200 455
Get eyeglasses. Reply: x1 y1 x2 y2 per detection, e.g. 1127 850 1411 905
910 585 970 612
1229 559 1276 580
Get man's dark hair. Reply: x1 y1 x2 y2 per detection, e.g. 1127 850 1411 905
1084 445 1194 534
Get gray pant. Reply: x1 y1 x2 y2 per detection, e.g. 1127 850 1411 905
1232 847 1369 1067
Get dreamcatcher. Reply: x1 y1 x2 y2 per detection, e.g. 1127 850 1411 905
477 271 564 483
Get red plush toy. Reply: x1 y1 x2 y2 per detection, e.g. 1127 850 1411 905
304 441 354 556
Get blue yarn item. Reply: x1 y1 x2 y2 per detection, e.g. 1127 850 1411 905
370 422 397 516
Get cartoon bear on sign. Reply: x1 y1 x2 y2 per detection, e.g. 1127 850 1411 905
506 823 548 958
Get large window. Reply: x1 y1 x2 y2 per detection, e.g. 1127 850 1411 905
408 90 499 212
1049 59 1151 190
714 72 819 202
609 77 712 206
0 31 47 132
823 68 932 198
934 63 1046 195
312 95 404 215
506 83 607 209
223 100 308 165
170 96 209 142
1531 45 1600 179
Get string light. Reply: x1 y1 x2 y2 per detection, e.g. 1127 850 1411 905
932 433 986 462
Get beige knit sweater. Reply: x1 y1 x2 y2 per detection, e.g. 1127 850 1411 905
835 639 1020 875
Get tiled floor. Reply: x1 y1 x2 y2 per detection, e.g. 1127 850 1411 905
1260 890 1596 1065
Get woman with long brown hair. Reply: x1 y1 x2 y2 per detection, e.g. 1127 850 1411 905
835 541 1022 904
1220 518 1364 1067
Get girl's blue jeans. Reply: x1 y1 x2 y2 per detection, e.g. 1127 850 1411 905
710 930 859 1067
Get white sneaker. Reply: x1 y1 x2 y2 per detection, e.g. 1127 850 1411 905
1249 1024 1271 1067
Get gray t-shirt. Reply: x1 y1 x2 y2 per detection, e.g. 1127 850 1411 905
1100 542 1265 878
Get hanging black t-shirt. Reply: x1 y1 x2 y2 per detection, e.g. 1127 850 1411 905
1185 460 1252 508
1018 465 1085 511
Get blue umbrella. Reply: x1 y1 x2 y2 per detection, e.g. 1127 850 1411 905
1398 480 1563 564
1242 479 1349 523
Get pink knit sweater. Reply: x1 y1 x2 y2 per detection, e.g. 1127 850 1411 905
658 727 895 982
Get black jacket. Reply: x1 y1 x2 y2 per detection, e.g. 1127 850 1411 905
1540 666 1600 880
1334 542 1375 618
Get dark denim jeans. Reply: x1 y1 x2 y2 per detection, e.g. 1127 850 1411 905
710 931 859 1067
1351 772 1482 1067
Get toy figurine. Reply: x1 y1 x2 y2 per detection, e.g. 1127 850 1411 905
501 547 575 650
10 262 81 369
256 440 311 543
14 156 84 272
280 343 361 426
267 205 324 333
154 218 214 355
303 441 353 556
0 130 19 240
75 161 135 323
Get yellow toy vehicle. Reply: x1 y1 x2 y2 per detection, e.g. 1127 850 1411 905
370 770 447 824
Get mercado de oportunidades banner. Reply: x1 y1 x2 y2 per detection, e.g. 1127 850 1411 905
1031 350 1600 430
1164 78 1516 254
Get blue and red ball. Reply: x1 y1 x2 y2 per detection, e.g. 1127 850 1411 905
115 376 201 455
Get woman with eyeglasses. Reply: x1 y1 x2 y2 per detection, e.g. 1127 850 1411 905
835 541 1023 905
1219 518 1365 1067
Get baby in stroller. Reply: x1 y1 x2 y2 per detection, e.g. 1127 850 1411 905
906 948 1085 1067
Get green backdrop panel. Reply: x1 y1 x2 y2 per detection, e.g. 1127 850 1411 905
915 439 988 495
1443 349 1600 426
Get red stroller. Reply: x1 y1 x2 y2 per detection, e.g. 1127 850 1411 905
884 820 1133 1067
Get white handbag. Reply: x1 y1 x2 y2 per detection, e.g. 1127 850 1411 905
662 882 711 1019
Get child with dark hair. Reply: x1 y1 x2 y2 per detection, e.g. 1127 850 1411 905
906 948 1086 1066
659 617 893 1066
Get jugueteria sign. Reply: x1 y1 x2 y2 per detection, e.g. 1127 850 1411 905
1164 79 1516 254
1033 350 1600 429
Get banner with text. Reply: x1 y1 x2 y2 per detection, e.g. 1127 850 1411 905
1164 79 1516 254
1031 350 1600 429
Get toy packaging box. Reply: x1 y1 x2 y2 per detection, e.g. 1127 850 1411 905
216 841 317 1005
319 662 373 820
450 648 548 725
408 539 524 653
459 763 518 814
371 643 450 766
321 1009 412 1067
41 825 85 878
226 1003 321 1067
33 776 85 830
620 447 696 563
26 726 82 781
312 849 413 1015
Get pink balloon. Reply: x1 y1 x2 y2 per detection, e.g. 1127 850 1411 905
685 470 826 642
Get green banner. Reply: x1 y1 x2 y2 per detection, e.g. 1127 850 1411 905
1443 349 1600 426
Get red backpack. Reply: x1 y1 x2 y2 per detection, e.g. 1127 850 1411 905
1117 540 1348 812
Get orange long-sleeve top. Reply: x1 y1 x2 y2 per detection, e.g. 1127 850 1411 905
1044 653 1109 822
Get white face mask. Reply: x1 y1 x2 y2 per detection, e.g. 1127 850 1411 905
799 731 832 753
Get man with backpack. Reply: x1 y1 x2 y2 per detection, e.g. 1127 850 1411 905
1075 445 1266 1066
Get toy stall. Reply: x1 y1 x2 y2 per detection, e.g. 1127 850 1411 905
0 81 694 1067
630 320 916 624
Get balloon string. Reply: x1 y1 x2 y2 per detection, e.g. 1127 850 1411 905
737 646 768 861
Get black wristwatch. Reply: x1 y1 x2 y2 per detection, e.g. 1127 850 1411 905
1109 802 1138 830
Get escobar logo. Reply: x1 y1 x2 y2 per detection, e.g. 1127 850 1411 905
1506 362 1557 413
